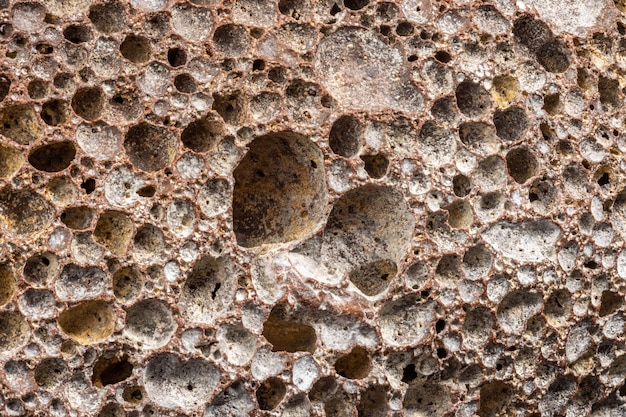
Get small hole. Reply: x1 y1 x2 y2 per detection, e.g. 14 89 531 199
81 178 96 194
597 172 610 186
72 87 105 121
120 35 151 63
29 141 76 172
344 0 369 11
250 28 264 39
453 174 471 197
35 43 53 54
137 185 156 197
436 348 447 358
63 25 92 44
221 59 235 71
268 67 287 83
40 99 68 126
167 47 187 67
434 51 451 63
396 21 413 36
210 282 221 300
94 358 134 387
321 95 333 108
401 364 417 383
361 153 389 179
435 319 445 333
174 73 197 93
252 59 266 71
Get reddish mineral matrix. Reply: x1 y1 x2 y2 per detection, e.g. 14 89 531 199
0 0 623 416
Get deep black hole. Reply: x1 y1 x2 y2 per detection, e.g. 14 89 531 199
401 364 418 383
100 360 134 386
380 25 392 36
597 172 610 186
130 389 142 401
436 348 447 359
211 282 221 300
435 319 445 333
81 178 96 194
136 185 156 197
434 51 451 63
167 47 187 67
252 59 266 71
584 260 598 269
344 0 369 11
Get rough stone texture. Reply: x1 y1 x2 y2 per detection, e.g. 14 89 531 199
0 0 625 416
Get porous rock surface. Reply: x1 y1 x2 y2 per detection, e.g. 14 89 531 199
0 0 624 416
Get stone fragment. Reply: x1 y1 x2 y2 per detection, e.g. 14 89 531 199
0 311 30 356
0 187 54 240
0 104 43 145
315 27 422 112
482 220 561 263
380 294 435 346
233 132 327 247
144 353 220 409
58 300 115 345
124 299 177 349
528 0 615 36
